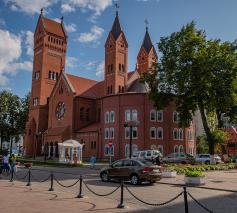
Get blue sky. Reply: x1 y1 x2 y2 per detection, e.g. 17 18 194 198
1 0 237 97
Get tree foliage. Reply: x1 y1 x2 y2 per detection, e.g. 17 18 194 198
143 21 237 155
0 90 30 151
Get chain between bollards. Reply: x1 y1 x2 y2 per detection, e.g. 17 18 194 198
76 175 83 198
117 180 125 209
9 168 14 182
183 187 189 213
26 169 31 186
48 172 54 191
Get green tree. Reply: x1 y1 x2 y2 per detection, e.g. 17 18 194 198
196 136 209 154
0 90 11 150
143 22 237 161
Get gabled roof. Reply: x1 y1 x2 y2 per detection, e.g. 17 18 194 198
66 74 98 96
43 17 66 37
111 12 122 40
80 81 104 99
142 28 153 53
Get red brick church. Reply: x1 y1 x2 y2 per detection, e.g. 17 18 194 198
24 10 196 160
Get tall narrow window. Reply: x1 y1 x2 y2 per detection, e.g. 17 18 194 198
110 128 114 139
132 110 138 121
48 71 51 79
125 110 131 122
157 111 163 122
105 128 109 139
150 127 156 139
179 129 183 140
150 110 156 121
173 111 180 122
132 127 138 139
110 111 115 123
173 128 178 140
157 127 163 139
105 112 109 123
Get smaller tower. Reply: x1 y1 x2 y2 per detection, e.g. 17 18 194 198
104 4 128 95
137 20 157 75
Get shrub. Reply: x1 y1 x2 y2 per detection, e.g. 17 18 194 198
185 170 205 177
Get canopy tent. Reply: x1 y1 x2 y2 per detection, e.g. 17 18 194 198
58 139 83 164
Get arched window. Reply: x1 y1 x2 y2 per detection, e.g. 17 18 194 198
110 127 114 139
157 110 163 122
179 129 183 140
105 111 109 123
179 145 184 153
132 109 138 121
110 111 115 123
157 127 163 139
150 110 156 121
150 127 156 139
173 128 178 140
173 111 179 122
174 145 179 153
104 128 109 139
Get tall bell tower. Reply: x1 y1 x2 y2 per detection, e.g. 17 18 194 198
137 21 157 75
24 9 67 156
104 6 128 95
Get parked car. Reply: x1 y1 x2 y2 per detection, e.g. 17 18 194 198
162 153 195 164
195 154 222 164
132 150 162 162
100 158 162 185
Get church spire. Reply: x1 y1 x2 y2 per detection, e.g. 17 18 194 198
110 2 122 40
142 20 153 53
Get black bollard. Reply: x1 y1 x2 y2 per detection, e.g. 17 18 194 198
10 168 14 182
76 175 83 198
26 169 31 186
117 180 125 208
48 172 54 191
183 187 189 213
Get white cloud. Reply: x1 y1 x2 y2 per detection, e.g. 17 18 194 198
61 3 75 13
61 0 112 20
53 18 77 33
4 0 57 15
78 25 104 43
65 23 77 33
0 29 32 87
0 18 5 26
66 56 78 68
95 61 104 79
25 31 34 57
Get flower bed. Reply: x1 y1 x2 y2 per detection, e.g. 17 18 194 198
184 170 205 185
166 163 235 175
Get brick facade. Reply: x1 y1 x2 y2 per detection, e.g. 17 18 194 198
24 11 196 160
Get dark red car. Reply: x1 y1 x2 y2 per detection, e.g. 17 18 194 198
100 158 162 185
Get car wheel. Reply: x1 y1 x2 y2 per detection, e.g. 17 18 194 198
149 180 156 184
205 160 210 164
100 172 109 182
130 174 140 185
181 161 186 164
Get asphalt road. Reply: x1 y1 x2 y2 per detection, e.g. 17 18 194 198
1 166 237 213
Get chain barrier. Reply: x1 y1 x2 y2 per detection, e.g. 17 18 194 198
187 192 214 213
83 180 121 197
14 172 28 180
125 186 184 206
54 175 80 188
30 173 51 183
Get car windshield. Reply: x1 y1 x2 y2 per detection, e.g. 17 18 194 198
137 159 153 166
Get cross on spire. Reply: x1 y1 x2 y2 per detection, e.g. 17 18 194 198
145 19 149 31
40 8 44 16
61 16 64 23
115 1 119 15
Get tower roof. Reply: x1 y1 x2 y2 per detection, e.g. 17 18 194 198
110 12 122 40
142 28 153 53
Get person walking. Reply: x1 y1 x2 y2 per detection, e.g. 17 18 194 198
10 154 17 173
90 155 96 169
2 154 10 172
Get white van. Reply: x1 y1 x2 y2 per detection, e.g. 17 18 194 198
133 150 162 161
